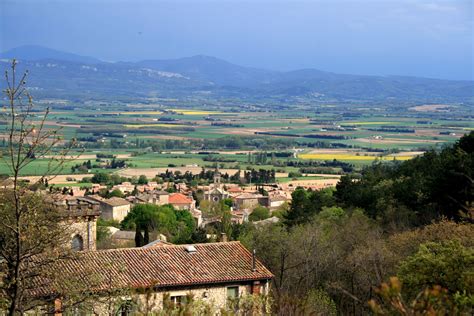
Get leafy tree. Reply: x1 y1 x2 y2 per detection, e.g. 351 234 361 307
137 174 148 185
335 132 474 227
249 206 270 222
397 241 474 303
107 189 124 198
122 204 162 246
284 187 335 227
91 172 110 184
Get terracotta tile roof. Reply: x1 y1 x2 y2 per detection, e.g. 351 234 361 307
227 187 243 193
234 193 265 199
35 242 272 297
169 193 193 204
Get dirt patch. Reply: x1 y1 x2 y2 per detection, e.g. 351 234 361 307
356 137 442 144
41 154 131 159
409 104 451 112
19 174 91 184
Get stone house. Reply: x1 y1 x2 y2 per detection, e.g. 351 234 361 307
133 190 170 205
233 193 269 211
169 193 195 210
40 242 273 315
268 194 288 209
86 196 131 222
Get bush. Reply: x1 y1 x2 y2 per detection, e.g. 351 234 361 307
249 206 271 222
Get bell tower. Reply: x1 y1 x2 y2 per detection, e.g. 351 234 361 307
213 167 221 189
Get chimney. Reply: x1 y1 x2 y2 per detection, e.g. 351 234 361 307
252 249 256 272
220 232 228 242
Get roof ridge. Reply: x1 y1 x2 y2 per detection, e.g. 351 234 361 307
90 241 242 254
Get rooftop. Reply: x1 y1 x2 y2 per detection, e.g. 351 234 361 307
35 241 273 296
169 193 193 204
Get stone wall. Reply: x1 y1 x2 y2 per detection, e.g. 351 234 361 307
68 217 97 251
67 281 269 315
101 203 130 222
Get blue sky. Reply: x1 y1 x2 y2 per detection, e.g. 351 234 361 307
1 0 472 80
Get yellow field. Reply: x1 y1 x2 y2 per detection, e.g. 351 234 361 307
299 153 414 161
123 124 186 128
118 111 163 115
167 108 226 115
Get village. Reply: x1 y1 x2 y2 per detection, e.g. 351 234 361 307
42 167 335 249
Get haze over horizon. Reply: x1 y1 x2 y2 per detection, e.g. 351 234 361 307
1 0 473 81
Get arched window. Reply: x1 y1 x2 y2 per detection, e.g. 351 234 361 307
71 234 84 251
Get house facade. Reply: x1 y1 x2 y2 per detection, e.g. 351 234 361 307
86 196 131 222
44 242 273 315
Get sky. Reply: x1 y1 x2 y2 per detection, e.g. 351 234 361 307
0 0 473 80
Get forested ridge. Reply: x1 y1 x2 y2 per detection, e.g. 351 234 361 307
239 132 473 315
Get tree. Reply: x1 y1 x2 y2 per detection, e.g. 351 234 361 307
137 174 148 185
249 206 270 222
0 60 80 314
122 204 162 247
107 189 124 198
397 241 473 303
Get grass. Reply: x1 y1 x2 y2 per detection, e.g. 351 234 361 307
298 153 416 161
123 124 186 128
167 109 226 115
118 111 163 115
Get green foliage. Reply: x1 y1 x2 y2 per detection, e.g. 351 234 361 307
121 204 197 246
107 189 124 198
335 132 474 226
284 187 335 227
248 206 270 222
397 241 474 303
137 174 148 185
91 172 110 184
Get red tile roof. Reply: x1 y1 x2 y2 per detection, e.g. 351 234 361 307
35 241 272 297
169 193 193 204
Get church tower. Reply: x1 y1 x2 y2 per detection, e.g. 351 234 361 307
213 167 221 189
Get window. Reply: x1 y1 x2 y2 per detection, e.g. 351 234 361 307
227 286 240 310
170 295 188 307
71 234 84 251
227 286 239 299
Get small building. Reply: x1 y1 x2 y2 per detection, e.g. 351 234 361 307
109 228 137 247
86 196 131 222
233 193 269 211
111 182 135 194
169 193 196 210
134 190 170 205
40 242 273 314
268 194 288 209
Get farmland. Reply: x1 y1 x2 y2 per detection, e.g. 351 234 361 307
0 99 471 185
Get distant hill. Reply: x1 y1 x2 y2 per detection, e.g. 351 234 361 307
0 45 102 64
117 55 276 87
1 45 473 104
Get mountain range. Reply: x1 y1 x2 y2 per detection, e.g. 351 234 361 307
1 45 472 104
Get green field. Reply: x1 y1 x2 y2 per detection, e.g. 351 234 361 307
1 102 470 177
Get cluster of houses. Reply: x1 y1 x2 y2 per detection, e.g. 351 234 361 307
61 169 291 246
39 170 277 314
